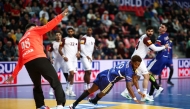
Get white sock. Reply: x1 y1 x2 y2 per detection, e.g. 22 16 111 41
159 87 163 90
87 84 91 89
69 84 73 91
66 81 70 89
124 88 129 93
143 88 147 95
84 83 87 90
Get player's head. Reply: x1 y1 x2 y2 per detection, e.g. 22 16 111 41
146 26 154 37
87 27 93 36
159 23 167 34
25 23 36 31
55 31 62 41
67 26 75 37
131 55 142 70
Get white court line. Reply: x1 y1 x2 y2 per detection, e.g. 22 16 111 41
176 94 182 95
186 94 190 96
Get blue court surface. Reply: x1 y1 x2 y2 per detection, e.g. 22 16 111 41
0 78 190 109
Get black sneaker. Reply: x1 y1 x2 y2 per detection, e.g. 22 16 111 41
167 81 174 86
88 98 97 105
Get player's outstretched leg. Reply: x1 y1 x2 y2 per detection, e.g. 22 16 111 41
167 67 174 86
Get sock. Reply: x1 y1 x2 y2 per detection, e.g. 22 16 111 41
158 75 161 84
168 67 173 82
149 83 155 96
84 83 87 90
149 74 159 89
66 81 70 89
69 84 73 91
87 84 91 89
91 94 101 103
74 90 90 105
124 88 128 93
143 88 147 95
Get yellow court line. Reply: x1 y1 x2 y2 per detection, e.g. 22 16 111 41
0 98 180 109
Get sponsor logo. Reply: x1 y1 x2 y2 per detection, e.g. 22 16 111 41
0 63 17 84
41 72 61 83
178 60 190 77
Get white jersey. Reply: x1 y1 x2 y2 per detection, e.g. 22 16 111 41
132 34 152 59
51 41 62 59
62 37 78 61
80 35 95 58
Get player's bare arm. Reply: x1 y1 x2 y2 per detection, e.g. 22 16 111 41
132 75 145 98
59 42 68 62
126 82 141 103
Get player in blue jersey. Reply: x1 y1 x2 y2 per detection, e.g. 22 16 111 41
147 23 170 100
69 55 145 109
158 40 174 86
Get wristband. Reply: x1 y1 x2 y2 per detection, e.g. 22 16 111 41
137 89 140 92
133 97 137 100
62 55 65 58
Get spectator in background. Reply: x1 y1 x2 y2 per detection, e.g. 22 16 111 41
101 10 112 27
186 37 190 58
87 9 96 22
117 42 128 59
31 2 41 14
0 40 6 61
5 32 14 45
15 28 23 42
9 19 17 31
172 19 182 33
78 22 88 35
40 13 48 25
39 7 49 21
128 42 136 58
47 30 56 42
10 29 16 43
30 13 41 26
11 4 20 22
3 41 18 61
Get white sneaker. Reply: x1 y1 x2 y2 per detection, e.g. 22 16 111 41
49 88 54 96
69 91 76 97
154 87 164 98
50 105 64 109
121 91 132 99
65 89 70 96
145 95 154 101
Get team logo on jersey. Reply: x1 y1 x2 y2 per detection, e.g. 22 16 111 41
178 60 190 77
0 62 17 84
80 40 85 44
164 36 169 40
147 40 152 44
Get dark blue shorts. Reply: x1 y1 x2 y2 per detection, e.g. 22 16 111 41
166 59 173 68
93 70 114 94
147 57 168 75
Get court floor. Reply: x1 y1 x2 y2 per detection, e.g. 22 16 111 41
0 78 190 109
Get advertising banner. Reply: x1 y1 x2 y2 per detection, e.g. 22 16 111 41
0 59 190 86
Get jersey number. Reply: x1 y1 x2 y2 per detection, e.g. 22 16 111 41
116 63 125 69
136 41 140 50
21 38 30 50
70 42 75 46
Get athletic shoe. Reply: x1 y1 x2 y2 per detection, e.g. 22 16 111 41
88 98 97 105
69 104 76 109
69 91 76 97
154 87 164 98
65 89 70 96
121 91 132 99
145 95 154 101
40 106 50 109
50 105 64 109
49 88 54 96
167 81 174 86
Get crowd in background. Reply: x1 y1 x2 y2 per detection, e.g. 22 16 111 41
0 0 190 61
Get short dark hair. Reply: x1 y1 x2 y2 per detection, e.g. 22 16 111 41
131 55 142 62
67 26 75 31
146 26 154 31
25 23 36 31
161 23 168 29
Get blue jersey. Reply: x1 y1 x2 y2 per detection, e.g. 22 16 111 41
168 40 173 59
155 33 170 59
100 61 136 83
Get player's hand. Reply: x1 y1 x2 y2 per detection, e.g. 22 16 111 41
61 8 68 16
164 44 169 48
138 91 145 98
86 56 92 62
6 76 14 83
134 100 144 104
63 57 68 62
